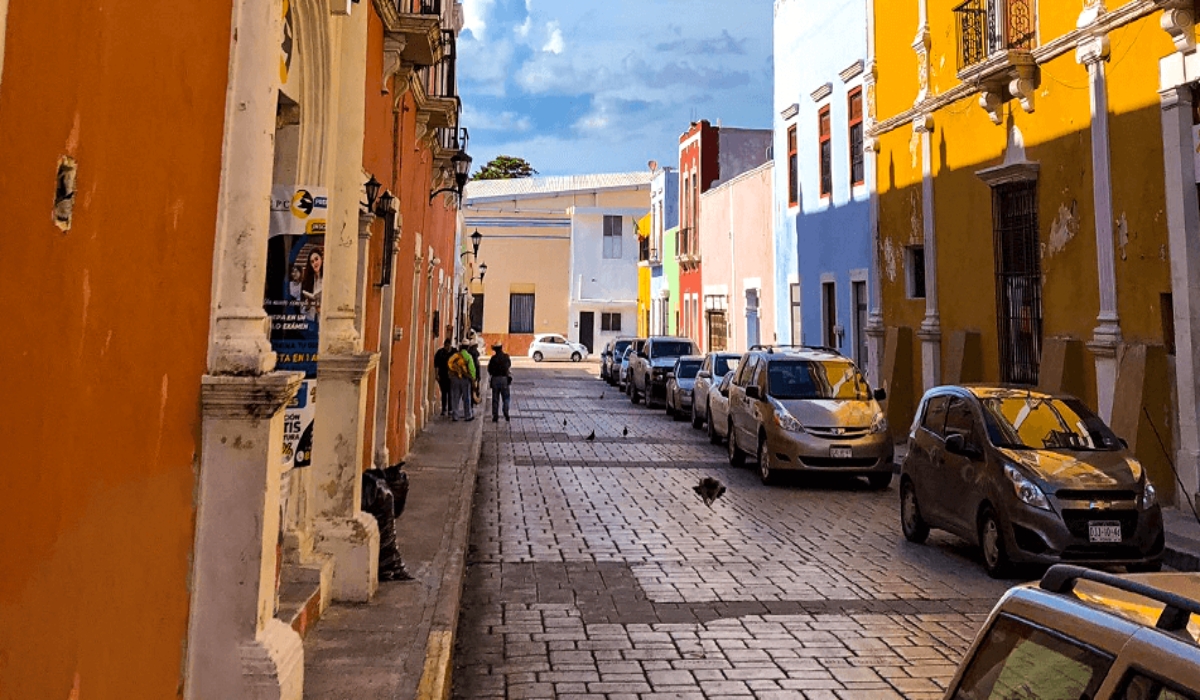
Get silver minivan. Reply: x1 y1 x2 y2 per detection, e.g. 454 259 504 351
725 347 892 487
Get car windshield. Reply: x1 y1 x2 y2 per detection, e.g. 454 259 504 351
613 340 632 356
651 341 695 358
766 360 871 401
980 394 1122 451
676 361 701 379
714 356 740 377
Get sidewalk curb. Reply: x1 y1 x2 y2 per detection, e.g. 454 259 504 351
414 415 484 700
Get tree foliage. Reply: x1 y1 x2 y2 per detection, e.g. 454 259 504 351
471 155 538 181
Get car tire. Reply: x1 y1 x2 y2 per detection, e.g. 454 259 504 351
571 352 582 362
727 421 746 467
665 396 675 417
532 352 543 362
672 401 685 421
978 505 1012 579
757 434 776 486
708 408 722 445
867 472 892 490
691 399 704 429
900 479 930 544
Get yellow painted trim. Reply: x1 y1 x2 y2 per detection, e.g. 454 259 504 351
416 629 454 700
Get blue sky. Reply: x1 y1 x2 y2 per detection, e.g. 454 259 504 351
459 0 774 177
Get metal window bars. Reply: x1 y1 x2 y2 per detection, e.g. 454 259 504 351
993 180 1042 386
396 0 442 15
954 0 1036 71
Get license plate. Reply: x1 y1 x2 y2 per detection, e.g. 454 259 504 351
830 447 853 459
1088 521 1122 544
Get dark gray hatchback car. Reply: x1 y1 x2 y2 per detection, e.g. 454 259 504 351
900 386 1165 578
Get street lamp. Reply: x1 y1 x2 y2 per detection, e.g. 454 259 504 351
429 147 474 203
363 174 382 211
470 229 483 258
477 262 488 282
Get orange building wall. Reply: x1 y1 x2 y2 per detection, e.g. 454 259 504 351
0 0 233 698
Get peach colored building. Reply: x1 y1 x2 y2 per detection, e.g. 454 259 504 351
697 162 777 352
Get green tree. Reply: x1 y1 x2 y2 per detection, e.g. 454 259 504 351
471 155 538 181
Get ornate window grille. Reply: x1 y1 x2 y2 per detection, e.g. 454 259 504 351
954 0 1036 71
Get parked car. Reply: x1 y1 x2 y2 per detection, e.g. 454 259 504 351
941 564 1200 699
617 340 645 391
691 352 743 429
528 334 589 363
900 385 1164 578
725 346 892 487
665 356 704 420
629 336 699 407
601 337 639 385
705 371 736 446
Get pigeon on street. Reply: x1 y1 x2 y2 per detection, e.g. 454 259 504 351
563 418 568 427
600 393 605 400
694 477 726 508
585 431 596 442
622 426 629 437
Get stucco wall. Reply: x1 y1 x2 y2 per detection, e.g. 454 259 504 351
0 0 234 695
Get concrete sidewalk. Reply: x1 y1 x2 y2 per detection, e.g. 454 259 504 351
303 411 484 699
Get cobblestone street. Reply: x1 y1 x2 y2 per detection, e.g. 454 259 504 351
453 360 1012 699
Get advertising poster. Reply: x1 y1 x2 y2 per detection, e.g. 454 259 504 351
265 185 328 470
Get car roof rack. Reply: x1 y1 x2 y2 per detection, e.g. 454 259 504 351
1040 564 1200 635
748 344 845 356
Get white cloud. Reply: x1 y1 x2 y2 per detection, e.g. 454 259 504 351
461 0 494 40
542 21 565 54
462 105 533 133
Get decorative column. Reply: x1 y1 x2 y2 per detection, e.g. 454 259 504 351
1160 82 1200 507
915 114 941 390
185 0 304 697
1077 5 1121 421
863 0 885 387
355 208 375 336
373 209 401 469
405 242 426 444
309 5 380 602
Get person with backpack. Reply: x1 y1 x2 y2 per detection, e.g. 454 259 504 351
447 343 476 421
487 343 513 422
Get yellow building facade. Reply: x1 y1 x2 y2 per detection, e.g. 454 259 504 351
638 212 653 337
869 0 1189 503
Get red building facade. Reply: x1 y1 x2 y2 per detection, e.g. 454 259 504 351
677 120 720 349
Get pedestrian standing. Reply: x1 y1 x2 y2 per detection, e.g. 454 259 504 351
447 344 476 421
433 338 454 417
465 333 482 406
487 343 513 422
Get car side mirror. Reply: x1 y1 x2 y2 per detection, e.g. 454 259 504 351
745 386 761 400
873 387 887 401
945 434 981 458
1118 437 1129 449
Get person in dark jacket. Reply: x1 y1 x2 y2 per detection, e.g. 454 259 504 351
487 343 513 422
465 335 482 405
433 338 453 416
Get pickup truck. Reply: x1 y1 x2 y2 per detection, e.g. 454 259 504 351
628 336 698 408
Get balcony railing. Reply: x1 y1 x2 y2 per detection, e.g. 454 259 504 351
396 0 442 15
954 0 1036 71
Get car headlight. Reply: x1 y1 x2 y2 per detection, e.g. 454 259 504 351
870 412 889 435
1003 464 1050 511
1140 479 1158 510
771 404 805 433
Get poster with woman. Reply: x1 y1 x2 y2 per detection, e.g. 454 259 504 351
265 185 328 470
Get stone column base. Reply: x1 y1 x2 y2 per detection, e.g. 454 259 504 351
314 512 380 602
918 324 942 392
241 618 305 700
1088 328 1121 422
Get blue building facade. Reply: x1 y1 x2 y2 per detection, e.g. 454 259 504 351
772 0 873 369
649 167 679 336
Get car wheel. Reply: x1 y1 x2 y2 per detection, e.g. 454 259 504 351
532 351 543 362
978 505 1012 579
900 479 930 544
691 399 704 429
757 434 776 485
571 352 582 362
867 472 892 490
708 408 722 445
727 421 746 467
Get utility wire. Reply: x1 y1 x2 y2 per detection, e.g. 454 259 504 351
1143 404 1200 526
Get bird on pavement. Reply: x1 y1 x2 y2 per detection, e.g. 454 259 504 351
563 418 568 427
622 426 629 437
693 477 726 509
585 431 596 442
600 393 605 400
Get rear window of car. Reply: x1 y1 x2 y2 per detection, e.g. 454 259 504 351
950 614 1112 700
714 355 740 377
676 361 701 379
765 360 870 400
651 341 695 358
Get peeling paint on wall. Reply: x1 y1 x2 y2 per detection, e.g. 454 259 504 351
883 238 898 282
1047 200 1079 257
909 191 921 244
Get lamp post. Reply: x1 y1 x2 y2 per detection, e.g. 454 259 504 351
363 174 382 211
429 136 474 204
470 229 482 258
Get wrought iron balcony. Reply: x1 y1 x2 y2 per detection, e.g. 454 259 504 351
379 0 445 68
396 0 442 16
954 0 1035 72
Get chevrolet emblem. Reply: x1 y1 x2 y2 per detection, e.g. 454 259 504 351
833 428 844 436
1089 501 1112 510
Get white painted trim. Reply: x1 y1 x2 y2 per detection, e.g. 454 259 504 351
704 284 730 296
839 60 865 83
742 277 762 291
780 103 800 120
810 82 834 102
819 272 837 284
787 273 800 285
849 268 869 283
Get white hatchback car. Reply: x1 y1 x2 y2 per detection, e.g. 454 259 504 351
528 334 589 362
